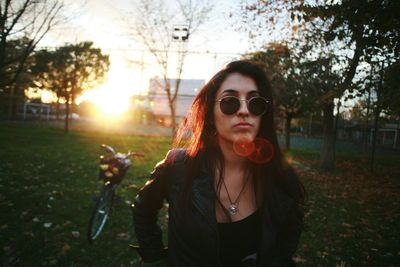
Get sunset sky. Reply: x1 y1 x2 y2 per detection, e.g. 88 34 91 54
37 0 255 115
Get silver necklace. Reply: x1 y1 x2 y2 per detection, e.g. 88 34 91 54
221 175 249 216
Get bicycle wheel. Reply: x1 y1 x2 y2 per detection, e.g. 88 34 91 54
87 183 115 242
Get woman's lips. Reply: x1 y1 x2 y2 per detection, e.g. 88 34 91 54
233 122 253 129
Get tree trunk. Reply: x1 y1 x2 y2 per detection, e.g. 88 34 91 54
364 87 371 149
56 97 60 120
170 100 177 139
284 114 292 151
7 40 35 121
333 101 341 161
308 113 313 137
395 118 400 149
370 62 384 172
371 104 380 172
7 83 23 120
170 41 186 140
321 102 335 170
64 96 70 133
7 85 15 120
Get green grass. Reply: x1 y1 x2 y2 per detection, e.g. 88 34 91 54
1 124 399 266
0 125 171 266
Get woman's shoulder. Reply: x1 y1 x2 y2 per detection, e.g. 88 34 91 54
154 148 188 170
165 148 188 162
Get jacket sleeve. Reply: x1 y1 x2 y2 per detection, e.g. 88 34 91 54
132 151 172 263
269 203 303 267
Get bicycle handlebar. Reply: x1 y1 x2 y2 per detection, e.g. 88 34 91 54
127 152 144 158
100 144 144 159
100 144 116 155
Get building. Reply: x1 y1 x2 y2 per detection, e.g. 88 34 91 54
147 78 204 126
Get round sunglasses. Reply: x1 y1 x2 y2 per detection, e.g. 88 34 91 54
217 96 269 116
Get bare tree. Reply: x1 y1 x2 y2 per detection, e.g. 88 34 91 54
0 0 65 119
127 0 213 137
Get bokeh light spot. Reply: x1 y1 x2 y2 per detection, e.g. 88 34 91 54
233 138 256 157
247 138 274 164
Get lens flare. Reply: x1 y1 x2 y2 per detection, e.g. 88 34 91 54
233 137 256 157
247 138 274 164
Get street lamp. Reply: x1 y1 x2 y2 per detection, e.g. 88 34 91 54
172 25 189 41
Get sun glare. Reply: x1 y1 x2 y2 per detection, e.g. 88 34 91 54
96 92 130 116
77 56 143 117
80 85 130 117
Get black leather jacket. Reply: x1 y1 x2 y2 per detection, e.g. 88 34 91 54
132 149 302 267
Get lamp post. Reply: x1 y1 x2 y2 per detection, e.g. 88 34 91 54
172 26 189 64
170 25 189 136
172 25 189 73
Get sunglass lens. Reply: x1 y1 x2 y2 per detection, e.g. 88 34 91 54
220 97 240 115
249 97 267 116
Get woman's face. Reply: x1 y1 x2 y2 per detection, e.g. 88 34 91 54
213 73 261 145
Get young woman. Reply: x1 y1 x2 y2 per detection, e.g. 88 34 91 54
132 60 305 267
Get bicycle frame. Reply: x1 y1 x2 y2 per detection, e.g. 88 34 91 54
88 144 143 243
98 144 143 185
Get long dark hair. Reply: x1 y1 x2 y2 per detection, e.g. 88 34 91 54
174 60 305 224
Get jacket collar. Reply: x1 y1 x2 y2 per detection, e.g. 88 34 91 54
191 161 218 232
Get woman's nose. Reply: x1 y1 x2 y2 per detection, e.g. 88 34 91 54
236 99 249 116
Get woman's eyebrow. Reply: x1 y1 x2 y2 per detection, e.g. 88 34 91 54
220 89 259 97
248 90 259 95
221 89 238 94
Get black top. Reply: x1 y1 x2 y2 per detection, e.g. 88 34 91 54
218 209 261 267
133 149 302 266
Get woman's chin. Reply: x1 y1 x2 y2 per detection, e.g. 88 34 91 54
232 132 256 143
233 137 256 157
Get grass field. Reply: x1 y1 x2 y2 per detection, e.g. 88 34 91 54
1 124 399 266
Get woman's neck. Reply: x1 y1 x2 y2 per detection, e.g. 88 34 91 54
217 135 247 171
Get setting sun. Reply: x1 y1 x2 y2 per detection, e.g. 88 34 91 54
99 96 129 116
95 92 130 116
79 85 130 116
77 56 143 117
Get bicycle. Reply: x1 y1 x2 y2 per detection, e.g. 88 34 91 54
87 144 144 243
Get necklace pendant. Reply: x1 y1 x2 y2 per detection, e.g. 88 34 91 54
228 204 238 216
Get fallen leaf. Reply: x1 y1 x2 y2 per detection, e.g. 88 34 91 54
61 244 71 255
116 233 129 240
71 231 80 238
342 222 353 228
